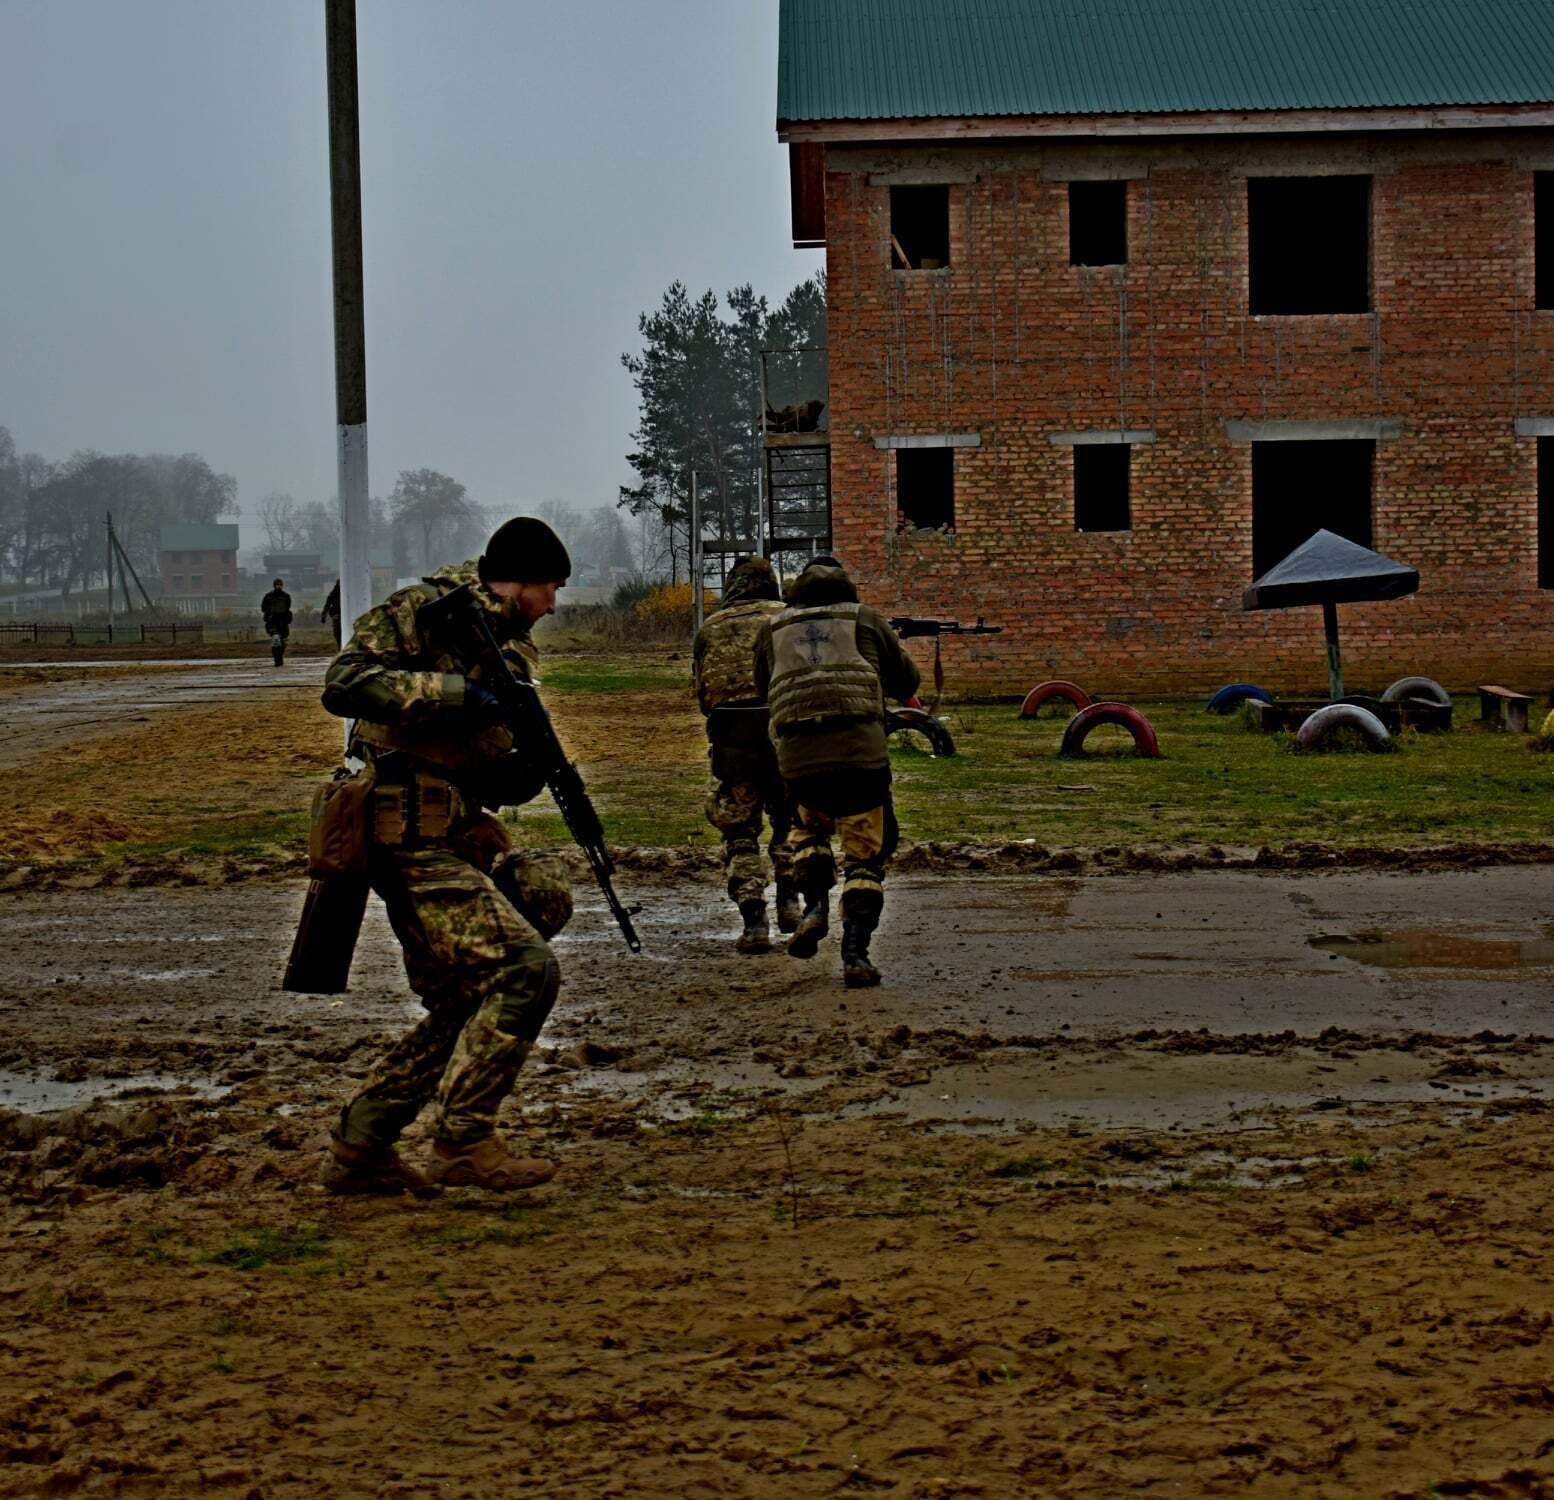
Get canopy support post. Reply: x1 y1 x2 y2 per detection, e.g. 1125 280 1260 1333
1323 600 1342 700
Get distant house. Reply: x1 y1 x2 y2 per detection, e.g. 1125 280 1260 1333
777 0 1554 689
158 523 241 597
262 552 327 593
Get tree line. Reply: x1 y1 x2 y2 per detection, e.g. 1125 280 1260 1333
0 428 237 595
258 474 637 586
619 272 826 581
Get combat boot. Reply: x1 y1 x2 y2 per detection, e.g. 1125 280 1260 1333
321 1134 439 1198
775 879 803 935
735 899 771 955
841 921 881 988
426 1136 556 1191
786 893 830 959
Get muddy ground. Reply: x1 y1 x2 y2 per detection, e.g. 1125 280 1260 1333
4 865 1554 1497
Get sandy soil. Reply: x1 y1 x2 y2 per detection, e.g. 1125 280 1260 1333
3 872 1554 1496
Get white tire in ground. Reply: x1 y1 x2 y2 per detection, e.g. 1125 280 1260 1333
1294 703 1392 752
1380 676 1450 706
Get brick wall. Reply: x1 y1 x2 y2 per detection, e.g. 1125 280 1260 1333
820 134 1554 696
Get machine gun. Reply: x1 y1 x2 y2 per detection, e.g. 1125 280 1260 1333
418 584 643 954
888 616 1002 703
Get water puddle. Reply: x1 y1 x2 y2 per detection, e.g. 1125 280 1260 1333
0 1069 231 1114
1312 929 1554 969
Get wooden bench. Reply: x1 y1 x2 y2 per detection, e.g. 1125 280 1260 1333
1477 684 1534 733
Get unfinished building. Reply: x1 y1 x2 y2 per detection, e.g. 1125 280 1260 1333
776 0 1554 691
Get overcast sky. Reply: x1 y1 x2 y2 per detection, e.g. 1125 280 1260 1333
0 1 822 548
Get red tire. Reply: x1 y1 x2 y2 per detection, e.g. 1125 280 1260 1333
1018 679 1092 718
1059 702 1162 759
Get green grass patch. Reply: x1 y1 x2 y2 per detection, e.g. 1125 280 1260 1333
506 689 1554 851
208 1224 331 1271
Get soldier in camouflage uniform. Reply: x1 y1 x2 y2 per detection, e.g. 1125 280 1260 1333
318 516 575 1195
754 554 920 988
691 556 796 953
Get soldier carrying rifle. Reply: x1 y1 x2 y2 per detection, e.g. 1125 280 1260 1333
313 516 585 1196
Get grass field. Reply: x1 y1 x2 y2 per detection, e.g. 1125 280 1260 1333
5 652 1552 871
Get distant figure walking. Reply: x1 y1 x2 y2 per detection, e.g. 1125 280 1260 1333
321 579 342 648
261 577 293 667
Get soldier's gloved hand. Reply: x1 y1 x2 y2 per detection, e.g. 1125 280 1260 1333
462 683 511 727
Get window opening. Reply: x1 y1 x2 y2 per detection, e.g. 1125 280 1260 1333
1539 438 1554 588
890 185 950 270
1248 176 1370 315
1538 174 1553 311
1074 444 1131 531
1069 181 1127 266
1251 439 1373 578
896 448 954 531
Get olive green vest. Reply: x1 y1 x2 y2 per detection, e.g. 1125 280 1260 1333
768 602 883 732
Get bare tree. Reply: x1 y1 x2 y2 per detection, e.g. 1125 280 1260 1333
257 491 305 551
390 468 483 573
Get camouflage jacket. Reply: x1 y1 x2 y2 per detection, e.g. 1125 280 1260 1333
321 560 539 785
692 598 785 714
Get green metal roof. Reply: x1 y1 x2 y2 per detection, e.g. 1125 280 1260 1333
777 0 1554 123
159 522 239 551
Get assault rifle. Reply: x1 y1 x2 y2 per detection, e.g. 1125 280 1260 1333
888 615 1002 641
888 616 1002 702
418 584 643 954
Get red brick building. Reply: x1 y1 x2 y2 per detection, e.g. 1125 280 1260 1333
157 523 240 597
777 0 1554 693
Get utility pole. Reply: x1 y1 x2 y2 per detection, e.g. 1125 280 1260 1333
325 0 371 645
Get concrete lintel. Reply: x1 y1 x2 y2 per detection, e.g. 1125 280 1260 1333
872 433 982 449
1040 161 1148 182
1226 419 1402 443
1049 429 1156 446
1514 417 1554 438
867 169 979 186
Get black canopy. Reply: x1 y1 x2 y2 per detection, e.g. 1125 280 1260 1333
1242 530 1418 612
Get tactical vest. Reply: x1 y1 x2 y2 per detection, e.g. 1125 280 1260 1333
698 598 784 710
767 602 883 732
348 581 535 779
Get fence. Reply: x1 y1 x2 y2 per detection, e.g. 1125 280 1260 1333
0 622 261 646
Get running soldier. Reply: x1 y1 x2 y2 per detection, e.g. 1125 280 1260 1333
261 577 292 667
754 554 920 987
691 556 796 953
318 516 574 1195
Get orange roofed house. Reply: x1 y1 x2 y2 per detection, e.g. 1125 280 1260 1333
776 0 1554 691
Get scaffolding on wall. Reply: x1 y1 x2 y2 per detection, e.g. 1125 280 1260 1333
692 345 833 631
759 345 831 576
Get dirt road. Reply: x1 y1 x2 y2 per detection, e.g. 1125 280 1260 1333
3 869 1553 1495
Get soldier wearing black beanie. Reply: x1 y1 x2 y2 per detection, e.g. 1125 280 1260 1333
479 517 572 585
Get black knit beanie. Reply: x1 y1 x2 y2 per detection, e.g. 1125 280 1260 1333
479 517 572 584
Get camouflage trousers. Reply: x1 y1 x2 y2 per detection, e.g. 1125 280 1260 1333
784 769 899 927
338 813 572 1150
706 776 794 908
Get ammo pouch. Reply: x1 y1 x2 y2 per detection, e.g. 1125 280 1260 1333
308 762 377 877
369 761 465 848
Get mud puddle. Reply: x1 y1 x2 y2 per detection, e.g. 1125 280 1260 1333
1312 928 1554 968
0 1068 230 1113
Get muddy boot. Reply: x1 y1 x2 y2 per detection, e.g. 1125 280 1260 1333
735 899 771 955
775 880 803 935
426 1136 555 1191
841 921 881 988
786 893 830 960
321 1134 439 1198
